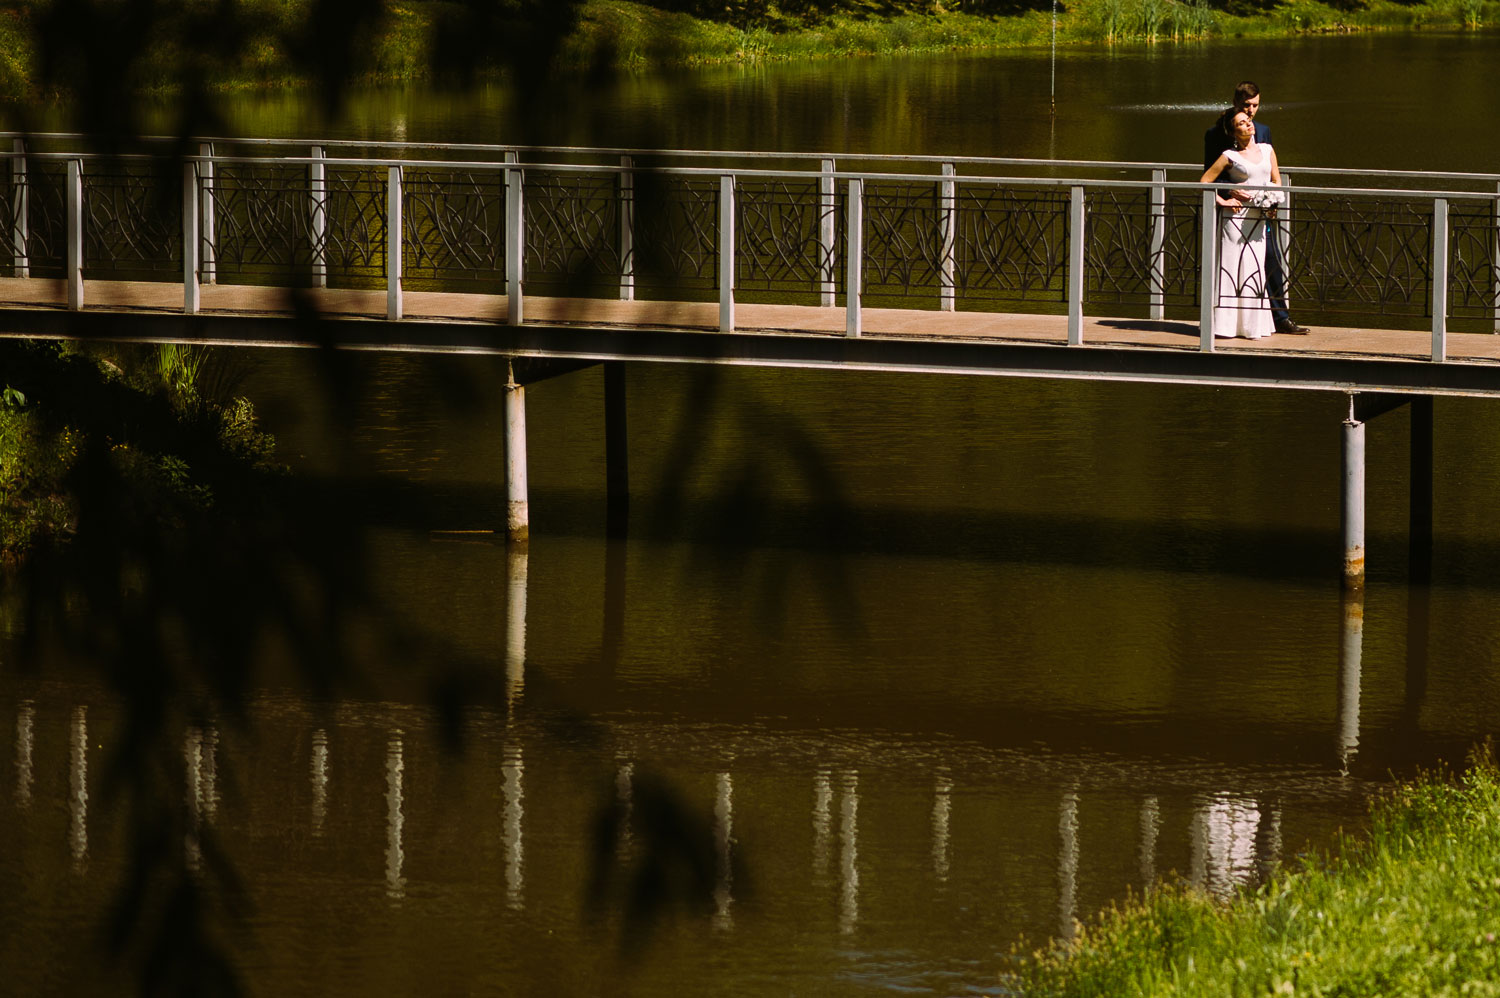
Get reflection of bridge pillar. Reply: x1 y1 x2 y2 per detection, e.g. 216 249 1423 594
1255 806 1283 883
1339 591 1365 775
70 705 88 868
1057 789 1079 941
311 728 329 836
1139 795 1159 889
838 770 860 936
506 543 528 708
615 758 634 859
1191 796 1262 899
812 768 833 879
504 364 528 542
185 727 203 868
15 700 33 808
714 771 735 930
502 743 524 911
385 731 406 901
932 770 952 884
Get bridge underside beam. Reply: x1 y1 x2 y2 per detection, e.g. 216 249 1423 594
9 307 1500 399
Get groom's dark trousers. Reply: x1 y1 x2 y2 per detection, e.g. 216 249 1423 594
1203 116 1291 327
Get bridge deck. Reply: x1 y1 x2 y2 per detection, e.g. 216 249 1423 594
0 277 1488 364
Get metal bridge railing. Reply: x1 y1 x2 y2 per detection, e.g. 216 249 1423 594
2 136 1498 360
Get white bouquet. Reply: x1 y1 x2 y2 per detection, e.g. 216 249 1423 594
1245 187 1285 210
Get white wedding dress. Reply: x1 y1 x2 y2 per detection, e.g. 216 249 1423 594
1213 144 1276 339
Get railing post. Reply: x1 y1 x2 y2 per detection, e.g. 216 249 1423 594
309 145 327 288
1199 187 1217 351
183 160 200 314
11 138 28 278
1278 170 1293 278
198 142 215 285
1149 169 1166 321
1067 185 1085 345
66 158 82 310
939 163 956 312
619 155 634 301
719 174 735 333
845 177 863 338
1492 182 1499 334
1432 197 1448 362
505 151 523 326
819 158 836 307
387 164 402 320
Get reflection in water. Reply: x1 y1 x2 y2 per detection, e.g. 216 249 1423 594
615 758 634 859
1057 789 1079 941
69 705 88 869
714 771 734 931
502 743 524 911
932 770 952 884
15 700 33 808
1256 806 1283 884
185 727 203 868
505 545 528 708
1139 795 1159 889
1190 795 1261 900
812 767 833 878
311 728 329 836
385 731 405 901
201 726 219 819
838 770 859 936
1339 593 1364 775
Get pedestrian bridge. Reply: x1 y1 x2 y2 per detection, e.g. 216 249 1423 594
1 133 1497 578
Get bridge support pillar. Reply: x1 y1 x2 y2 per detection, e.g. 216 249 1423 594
1342 402 1366 589
504 365 529 543
1409 395 1434 583
605 361 628 536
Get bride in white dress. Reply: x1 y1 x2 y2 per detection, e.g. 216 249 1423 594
1200 109 1283 339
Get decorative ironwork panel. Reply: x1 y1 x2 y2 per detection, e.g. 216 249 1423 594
956 186 1069 306
324 167 388 285
735 178 831 303
209 163 317 280
523 170 618 297
1448 199 1499 323
1085 187 1199 309
862 180 945 307
1284 194 1432 318
403 168 505 289
632 174 718 300
82 165 182 278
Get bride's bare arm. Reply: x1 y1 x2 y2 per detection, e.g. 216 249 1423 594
1269 147 1282 186
1200 154 1243 209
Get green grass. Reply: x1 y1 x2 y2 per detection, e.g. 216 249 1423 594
1016 744 1500 997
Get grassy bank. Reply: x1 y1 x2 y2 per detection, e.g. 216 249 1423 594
0 0 1495 98
1017 746 1500 997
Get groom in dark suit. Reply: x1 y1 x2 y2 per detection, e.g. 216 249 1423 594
1203 80 1309 334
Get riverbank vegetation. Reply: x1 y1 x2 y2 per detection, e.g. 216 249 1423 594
0 341 278 561
1017 745 1500 996
0 0 1494 99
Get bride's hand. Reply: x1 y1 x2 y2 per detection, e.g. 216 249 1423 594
1216 196 1242 211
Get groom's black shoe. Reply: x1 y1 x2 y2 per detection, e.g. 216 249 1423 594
1275 319 1310 334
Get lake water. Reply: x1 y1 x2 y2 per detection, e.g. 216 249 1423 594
4 31 1500 996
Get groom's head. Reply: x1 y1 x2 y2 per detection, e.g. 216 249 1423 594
1233 81 1262 119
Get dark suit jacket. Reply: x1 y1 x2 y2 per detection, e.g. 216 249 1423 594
1203 113 1272 180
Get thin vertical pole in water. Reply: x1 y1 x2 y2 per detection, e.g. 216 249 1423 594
386 165 402 320
309 146 327 288
1050 0 1057 119
1343 397 1366 589
199 142 216 286
939 163 956 312
10 138 27 278
504 360 529 543
182 161 199 314
1149 169 1166 321
66 159 83 310
1409 395 1434 584
605 360 629 531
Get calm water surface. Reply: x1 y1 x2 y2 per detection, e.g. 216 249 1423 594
4 32 1500 996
